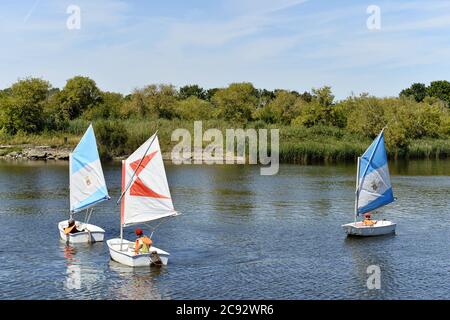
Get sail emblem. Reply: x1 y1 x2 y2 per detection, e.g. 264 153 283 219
129 151 170 199
371 179 380 192
84 175 92 187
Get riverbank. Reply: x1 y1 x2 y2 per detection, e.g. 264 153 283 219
1 120 450 162
0 145 70 160
2 137 450 163
0 145 246 162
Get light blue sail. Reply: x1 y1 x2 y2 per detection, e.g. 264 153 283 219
357 130 394 215
70 124 110 213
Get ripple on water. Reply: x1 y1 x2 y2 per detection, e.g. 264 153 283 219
0 161 449 299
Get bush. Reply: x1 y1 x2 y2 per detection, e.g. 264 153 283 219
94 120 129 159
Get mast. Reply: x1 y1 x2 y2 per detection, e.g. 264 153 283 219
120 221 123 251
354 157 360 222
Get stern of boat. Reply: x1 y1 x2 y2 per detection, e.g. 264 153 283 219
107 238 169 267
58 220 105 243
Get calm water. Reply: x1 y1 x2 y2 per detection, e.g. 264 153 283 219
0 160 449 300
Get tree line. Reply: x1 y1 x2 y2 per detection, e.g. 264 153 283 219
0 76 449 153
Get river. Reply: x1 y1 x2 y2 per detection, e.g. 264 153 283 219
0 160 449 299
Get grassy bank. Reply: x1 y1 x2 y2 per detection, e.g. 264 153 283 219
1 119 450 162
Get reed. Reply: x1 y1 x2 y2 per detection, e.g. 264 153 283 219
2 120 450 162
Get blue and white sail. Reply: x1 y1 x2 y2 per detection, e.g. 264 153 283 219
70 124 110 213
357 130 394 215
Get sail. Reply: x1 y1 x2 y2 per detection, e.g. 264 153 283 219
70 124 110 213
121 134 176 226
357 130 394 215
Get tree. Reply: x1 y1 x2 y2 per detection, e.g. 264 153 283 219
174 96 216 120
58 76 103 120
122 88 147 118
142 84 178 119
292 86 335 127
178 85 207 100
400 83 427 102
300 91 313 103
427 80 450 106
212 82 258 123
84 91 124 120
205 88 220 101
1 78 50 134
256 89 275 108
254 90 298 124
292 100 329 127
122 84 178 119
312 86 334 108
345 96 386 138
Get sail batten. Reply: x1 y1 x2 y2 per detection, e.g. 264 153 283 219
121 133 175 226
357 130 394 215
70 124 110 213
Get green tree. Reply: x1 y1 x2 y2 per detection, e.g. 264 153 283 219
174 96 216 120
292 87 335 127
212 82 258 123
292 100 328 127
345 95 386 138
256 89 275 108
1 78 50 134
143 84 178 119
254 90 298 124
58 76 103 120
122 84 178 119
427 80 450 106
400 83 427 102
312 86 334 108
178 85 207 100
300 91 313 103
122 88 147 118
84 92 124 120
205 88 220 101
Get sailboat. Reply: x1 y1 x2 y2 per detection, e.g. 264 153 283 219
58 124 110 243
107 132 180 267
342 128 396 236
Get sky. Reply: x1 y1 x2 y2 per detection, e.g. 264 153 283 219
1 0 450 99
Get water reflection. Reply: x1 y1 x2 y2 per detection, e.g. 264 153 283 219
59 243 107 297
108 261 164 300
344 235 398 299
0 160 449 299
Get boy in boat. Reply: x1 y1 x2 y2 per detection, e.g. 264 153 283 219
134 228 153 254
64 219 81 234
133 228 163 266
362 213 376 226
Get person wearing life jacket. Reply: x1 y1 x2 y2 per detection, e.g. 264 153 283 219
363 213 376 226
134 228 153 255
64 219 81 235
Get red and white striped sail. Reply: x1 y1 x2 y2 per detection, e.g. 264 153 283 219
121 134 176 226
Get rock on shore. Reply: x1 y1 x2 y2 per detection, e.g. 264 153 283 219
0 145 70 160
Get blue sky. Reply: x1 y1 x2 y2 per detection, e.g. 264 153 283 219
1 0 450 99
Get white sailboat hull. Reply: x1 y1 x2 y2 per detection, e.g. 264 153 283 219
58 220 105 243
342 220 396 237
107 238 170 267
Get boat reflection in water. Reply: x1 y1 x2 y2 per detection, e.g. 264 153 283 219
63 245 81 290
60 243 106 296
344 235 398 299
108 260 165 300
